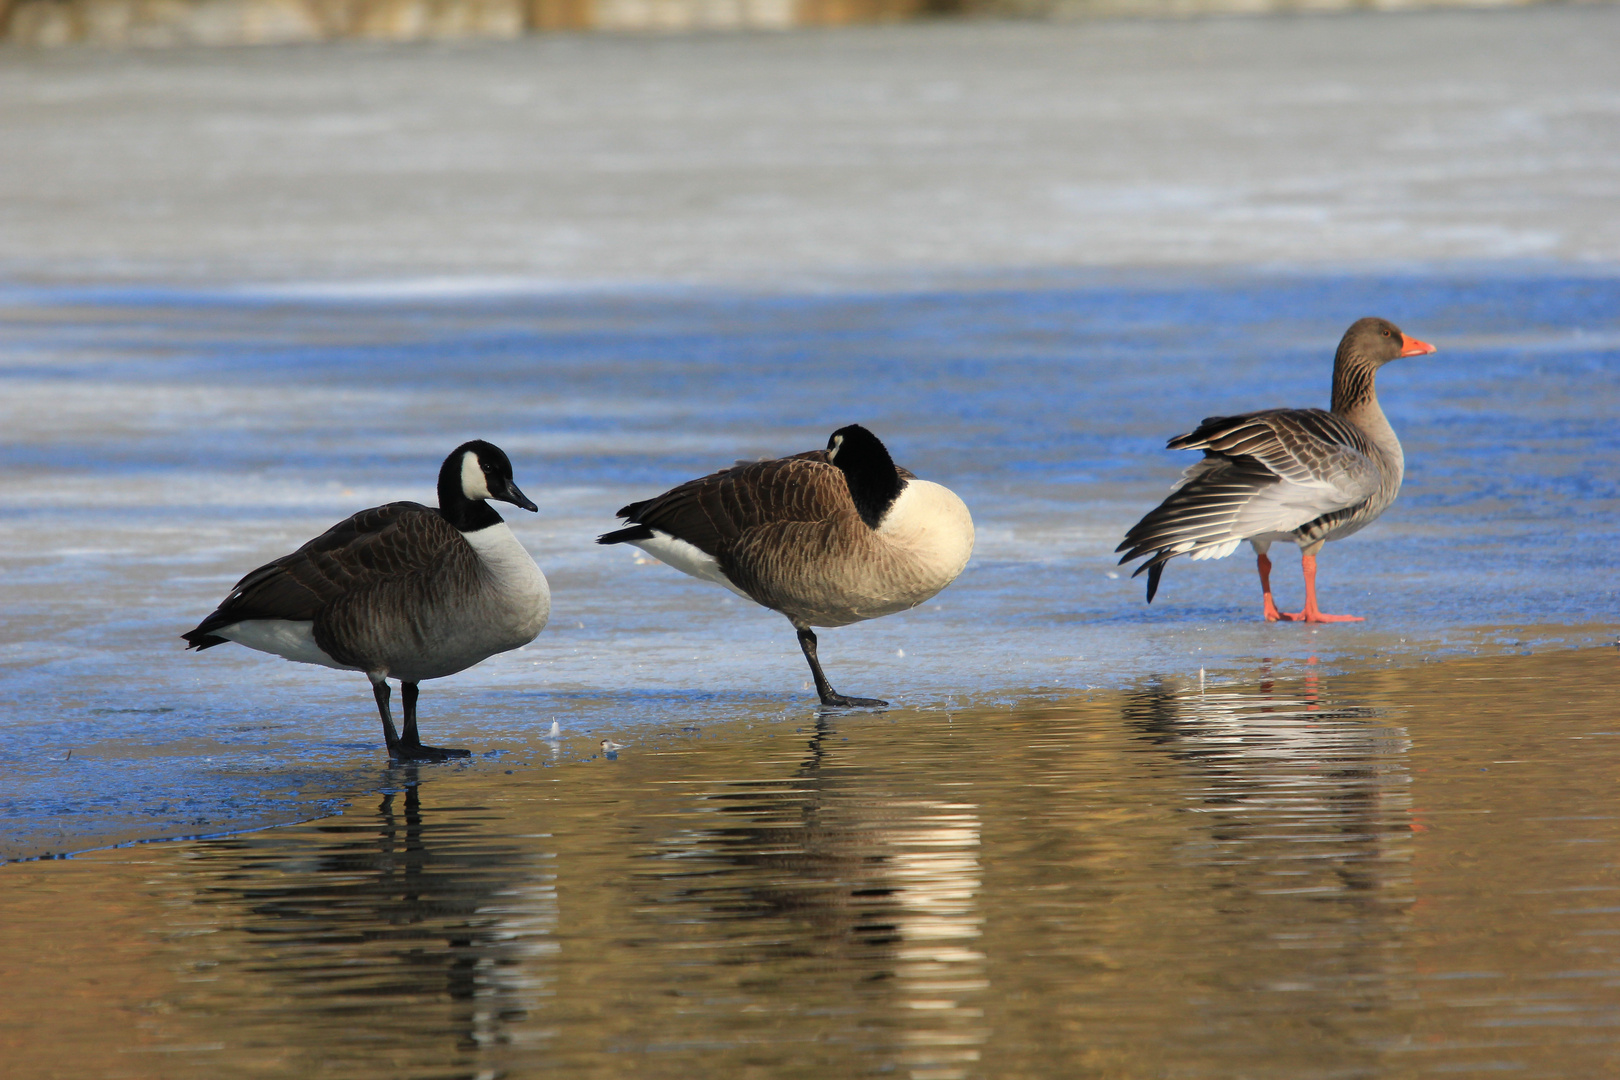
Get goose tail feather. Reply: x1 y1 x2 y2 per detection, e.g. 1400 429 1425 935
598 523 655 546
181 627 229 650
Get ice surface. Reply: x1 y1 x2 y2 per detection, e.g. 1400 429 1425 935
2 272 1616 859
1 9 1617 858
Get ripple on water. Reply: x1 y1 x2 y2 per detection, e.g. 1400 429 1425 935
2 648 1618 1077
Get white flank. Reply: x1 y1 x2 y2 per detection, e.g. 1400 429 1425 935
630 530 752 599
219 619 354 670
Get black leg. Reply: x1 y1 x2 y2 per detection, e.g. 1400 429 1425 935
372 678 401 757
401 680 420 746
796 627 887 709
394 680 471 762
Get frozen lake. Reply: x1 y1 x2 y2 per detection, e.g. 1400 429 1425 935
2 268 1616 858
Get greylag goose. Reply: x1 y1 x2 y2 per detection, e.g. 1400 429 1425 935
183 441 550 761
598 424 974 707
1116 317 1435 623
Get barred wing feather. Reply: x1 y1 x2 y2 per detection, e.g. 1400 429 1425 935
1118 409 1382 570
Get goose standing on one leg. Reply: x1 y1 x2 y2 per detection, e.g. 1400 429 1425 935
183 441 551 761
1116 317 1436 623
598 424 974 708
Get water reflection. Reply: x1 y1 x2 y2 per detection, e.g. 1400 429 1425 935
630 716 989 1079
180 769 557 1073
1118 666 1416 1068
150 673 1423 1078
1124 662 1414 900
10 650 1612 1079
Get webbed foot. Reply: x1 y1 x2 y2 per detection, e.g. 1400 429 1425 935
391 741 471 763
1276 609 1364 624
819 693 889 709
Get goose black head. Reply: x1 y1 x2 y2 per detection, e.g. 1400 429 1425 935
826 424 905 530
439 440 537 531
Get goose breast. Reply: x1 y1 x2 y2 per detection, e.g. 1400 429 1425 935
729 478 974 628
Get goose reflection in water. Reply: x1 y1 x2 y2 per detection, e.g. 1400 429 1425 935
628 716 990 1080
1125 663 1414 887
183 770 556 1071
1121 665 1416 1026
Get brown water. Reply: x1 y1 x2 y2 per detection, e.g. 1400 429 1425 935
4 646 1619 1078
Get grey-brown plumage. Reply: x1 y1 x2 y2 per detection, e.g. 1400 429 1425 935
184 441 550 761
600 425 974 707
609 450 927 627
186 504 515 675
1116 317 1436 623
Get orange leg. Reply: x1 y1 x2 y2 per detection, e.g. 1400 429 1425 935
1256 551 1283 622
1276 553 1364 623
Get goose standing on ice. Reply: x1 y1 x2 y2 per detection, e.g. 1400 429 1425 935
599 424 974 707
1116 317 1436 623
183 441 550 761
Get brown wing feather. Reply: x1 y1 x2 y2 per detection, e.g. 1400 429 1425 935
183 502 463 648
614 452 853 559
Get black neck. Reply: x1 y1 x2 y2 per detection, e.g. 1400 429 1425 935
832 430 905 530
437 455 504 533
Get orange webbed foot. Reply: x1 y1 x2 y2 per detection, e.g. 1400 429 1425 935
1276 608 1364 623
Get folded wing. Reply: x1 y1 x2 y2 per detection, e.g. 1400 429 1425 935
183 502 463 648
1117 408 1383 573
602 452 859 555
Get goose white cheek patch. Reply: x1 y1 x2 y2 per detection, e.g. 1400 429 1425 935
461 452 492 500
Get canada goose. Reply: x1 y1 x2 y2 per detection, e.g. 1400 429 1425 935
598 424 974 707
1116 317 1436 622
183 440 550 761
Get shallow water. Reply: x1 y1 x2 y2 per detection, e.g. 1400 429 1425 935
4 646 1619 1078
1 269 1618 859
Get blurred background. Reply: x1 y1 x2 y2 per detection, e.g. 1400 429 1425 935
4 6 1618 285
2 0 1580 47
